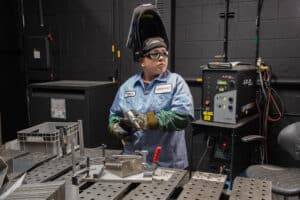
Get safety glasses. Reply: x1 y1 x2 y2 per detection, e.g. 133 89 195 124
144 51 169 60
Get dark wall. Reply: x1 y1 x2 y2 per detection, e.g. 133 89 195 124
175 0 300 167
175 0 300 78
23 0 116 82
23 0 171 84
0 0 27 142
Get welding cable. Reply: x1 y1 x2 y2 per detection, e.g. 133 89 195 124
263 70 283 122
266 88 283 122
258 69 267 100
261 68 270 162
255 91 264 139
271 88 285 115
263 104 269 163
196 136 214 170
260 66 284 163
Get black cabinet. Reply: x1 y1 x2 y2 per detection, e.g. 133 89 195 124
28 80 121 148
190 114 259 187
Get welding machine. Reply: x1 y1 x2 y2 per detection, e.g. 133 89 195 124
202 63 257 124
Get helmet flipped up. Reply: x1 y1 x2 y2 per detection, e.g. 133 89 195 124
126 4 169 62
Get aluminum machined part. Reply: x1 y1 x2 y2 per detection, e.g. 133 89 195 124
177 172 227 200
105 155 143 178
79 181 131 200
123 168 187 200
84 147 122 158
83 148 122 165
229 176 272 200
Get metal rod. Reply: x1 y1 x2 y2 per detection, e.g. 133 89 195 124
101 144 107 157
20 0 25 28
38 0 44 27
71 136 76 174
78 120 85 157
223 0 230 62
255 0 264 64
170 0 176 72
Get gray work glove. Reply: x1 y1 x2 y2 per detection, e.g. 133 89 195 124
110 122 131 139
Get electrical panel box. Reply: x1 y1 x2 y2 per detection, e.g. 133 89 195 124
27 36 51 70
202 65 257 124
26 35 57 81
28 80 121 148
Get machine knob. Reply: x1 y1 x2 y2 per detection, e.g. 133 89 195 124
229 80 235 87
204 100 210 106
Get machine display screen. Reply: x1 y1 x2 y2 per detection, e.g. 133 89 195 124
217 80 228 85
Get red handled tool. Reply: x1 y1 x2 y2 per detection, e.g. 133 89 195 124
142 146 162 177
152 146 162 166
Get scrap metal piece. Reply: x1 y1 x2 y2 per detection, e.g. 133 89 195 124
0 157 8 187
123 168 187 200
177 172 227 200
5 181 65 200
72 165 104 185
105 155 143 178
0 173 26 200
53 149 122 184
77 120 85 157
0 148 28 173
79 181 131 200
229 176 272 200
0 149 28 162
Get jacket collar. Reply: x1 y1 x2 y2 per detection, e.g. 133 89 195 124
134 70 170 86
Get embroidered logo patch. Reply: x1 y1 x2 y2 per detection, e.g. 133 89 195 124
155 84 172 94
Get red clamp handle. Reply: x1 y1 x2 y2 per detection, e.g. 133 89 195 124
152 146 162 164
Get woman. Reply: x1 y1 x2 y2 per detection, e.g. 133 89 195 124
109 37 194 169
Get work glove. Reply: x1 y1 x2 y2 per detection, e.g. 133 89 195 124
110 121 132 139
124 110 158 130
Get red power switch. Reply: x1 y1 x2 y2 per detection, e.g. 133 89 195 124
204 100 210 106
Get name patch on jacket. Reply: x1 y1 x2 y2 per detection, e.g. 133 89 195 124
124 91 136 97
155 84 172 94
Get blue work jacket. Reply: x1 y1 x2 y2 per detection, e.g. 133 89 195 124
109 70 194 169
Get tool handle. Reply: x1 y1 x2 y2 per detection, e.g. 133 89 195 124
152 146 161 164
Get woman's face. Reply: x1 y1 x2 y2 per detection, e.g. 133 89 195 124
140 47 168 80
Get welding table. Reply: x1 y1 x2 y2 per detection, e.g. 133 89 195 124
2 146 273 200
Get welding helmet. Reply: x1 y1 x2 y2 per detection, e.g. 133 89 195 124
126 4 169 62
